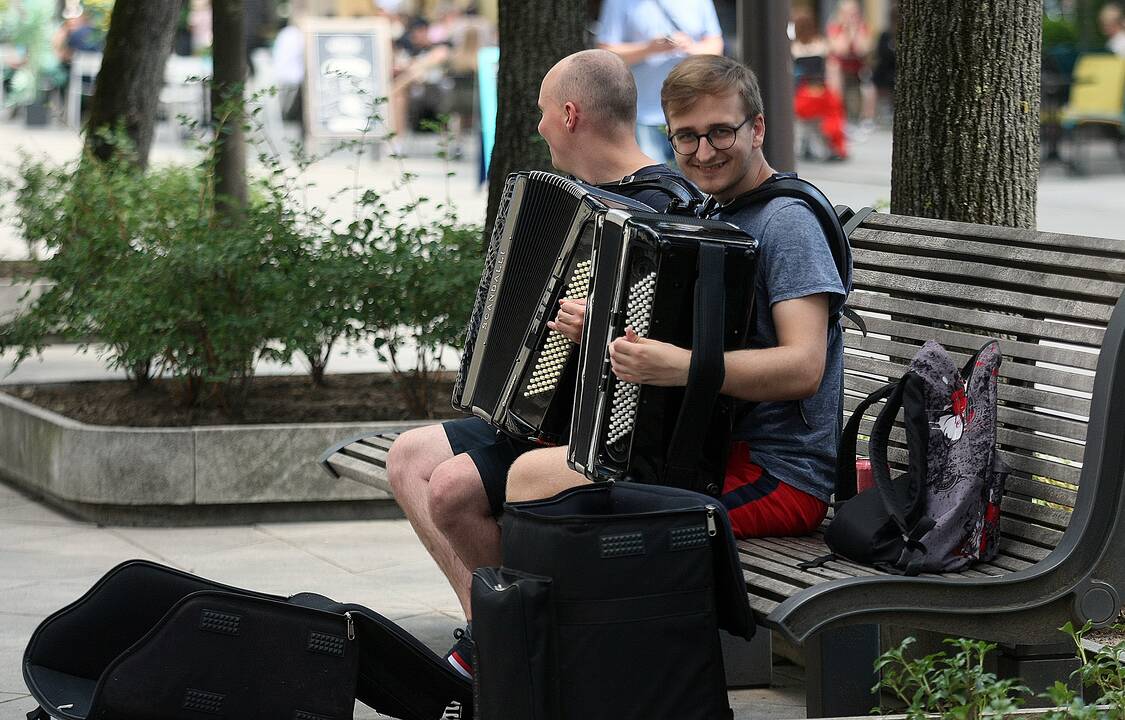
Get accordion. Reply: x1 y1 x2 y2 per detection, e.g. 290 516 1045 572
452 171 653 444
567 210 758 497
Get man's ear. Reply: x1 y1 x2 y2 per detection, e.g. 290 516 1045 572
752 113 766 149
564 101 579 132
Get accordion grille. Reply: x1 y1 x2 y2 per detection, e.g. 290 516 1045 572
606 271 657 445
523 259 593 398
469 179 585 412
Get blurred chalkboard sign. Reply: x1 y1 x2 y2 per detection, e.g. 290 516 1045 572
302 17 393 140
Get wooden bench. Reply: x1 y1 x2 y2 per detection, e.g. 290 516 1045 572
321 211 1125 718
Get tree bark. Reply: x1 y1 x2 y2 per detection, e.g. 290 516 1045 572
891 1 1041 228
212 0 248 212
83 1 179 170
484 0 587 239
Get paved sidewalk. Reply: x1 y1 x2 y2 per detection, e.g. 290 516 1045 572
0 481 807 719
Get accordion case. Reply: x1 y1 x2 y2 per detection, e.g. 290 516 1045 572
23 560 472 720
568 211 758 496
452 171 653 445
472 482 754 720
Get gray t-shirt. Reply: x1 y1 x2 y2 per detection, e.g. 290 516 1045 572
716 197 847 502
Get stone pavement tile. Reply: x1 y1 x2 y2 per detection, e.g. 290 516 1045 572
0 694 40 720
0 613 41 695
0 522 88 551
0 497 73 526
315 574 441 623
393 611 462 656
180 537 358 596
256 519 436 574
0 580 106 618
109 525 277 567
0 530 164 586
360 560 463 618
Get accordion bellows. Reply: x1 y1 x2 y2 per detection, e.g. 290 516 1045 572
452 171 654 444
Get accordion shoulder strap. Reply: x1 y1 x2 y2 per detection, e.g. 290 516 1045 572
665 242 727 493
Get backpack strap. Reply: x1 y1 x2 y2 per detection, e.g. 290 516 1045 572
664 242 728 495
712 173 852 292
599 173 705 215
26 709 51 720
834 381 897 503
867 372 936 576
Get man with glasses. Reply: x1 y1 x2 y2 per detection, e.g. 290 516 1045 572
508 55 844 542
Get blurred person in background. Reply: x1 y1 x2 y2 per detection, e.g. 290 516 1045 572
391 15 450 138
596 0 723 163
273 15 304 129
791 7 847 161
1100 3 1125 57
826 0 875 128
52 2 101 66
871 3 895 124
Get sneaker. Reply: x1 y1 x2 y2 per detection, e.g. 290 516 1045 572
444 625 474 679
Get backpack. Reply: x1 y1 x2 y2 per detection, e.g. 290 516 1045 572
597 171 706 215
818 339 1009 575
702 172 870 332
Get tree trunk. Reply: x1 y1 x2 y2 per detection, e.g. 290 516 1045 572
83 1 179 170
212 0 248 212
484 0 586 240
891 1 1041 228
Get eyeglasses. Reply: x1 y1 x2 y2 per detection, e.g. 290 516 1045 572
667 118 751 155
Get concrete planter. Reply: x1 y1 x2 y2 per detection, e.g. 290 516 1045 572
0 390 426 524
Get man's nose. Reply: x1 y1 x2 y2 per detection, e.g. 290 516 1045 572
694 138 718 162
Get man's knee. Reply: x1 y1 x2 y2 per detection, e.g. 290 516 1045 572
429 457 488 531
386 424 449 495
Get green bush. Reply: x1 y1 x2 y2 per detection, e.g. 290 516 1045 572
2 125 483 418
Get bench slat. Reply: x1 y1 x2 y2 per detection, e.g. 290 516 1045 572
846 292 1107 347
854 269 1113 323
744 568 804 602
846 336 1095 394
342 442 389 466
324 453 391 494
854 248 1125 302
1000 517 1064 549
846 317 1101 372
848 411 1087 466
844 355 1092 417
858 440 1083 489
364 434 399 451
991 538 1052 563
861 214 1125 255
1001 496 1072 531
851 228 1125 280
1005 475 1078 508
845 376 1091 442
738 542 852 582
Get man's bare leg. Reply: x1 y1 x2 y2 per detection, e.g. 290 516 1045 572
429 455 500 616
386 425 474 617
506 446 591 503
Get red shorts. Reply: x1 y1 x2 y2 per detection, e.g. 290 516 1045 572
720 442 828 539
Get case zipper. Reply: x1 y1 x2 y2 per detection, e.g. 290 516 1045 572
705 505 717 537
345 611 355 640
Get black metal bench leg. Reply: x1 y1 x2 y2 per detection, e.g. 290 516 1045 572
997 641 1080 708
721 626 772 688
804 624 880 718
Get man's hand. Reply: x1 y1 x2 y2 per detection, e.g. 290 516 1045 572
609 327 692 386
547 298 586 344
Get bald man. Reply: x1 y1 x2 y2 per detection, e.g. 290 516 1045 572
385 49 695 679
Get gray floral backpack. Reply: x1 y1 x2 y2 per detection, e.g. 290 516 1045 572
819 340 1008 575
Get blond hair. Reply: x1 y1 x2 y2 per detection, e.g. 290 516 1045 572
661 55 764 120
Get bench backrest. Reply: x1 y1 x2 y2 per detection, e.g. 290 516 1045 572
843 212 1125 566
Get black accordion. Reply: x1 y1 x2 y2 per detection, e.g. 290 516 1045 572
567 210 758 497
452 171 653 444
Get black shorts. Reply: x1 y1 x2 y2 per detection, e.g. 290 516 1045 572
442 417 537 517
